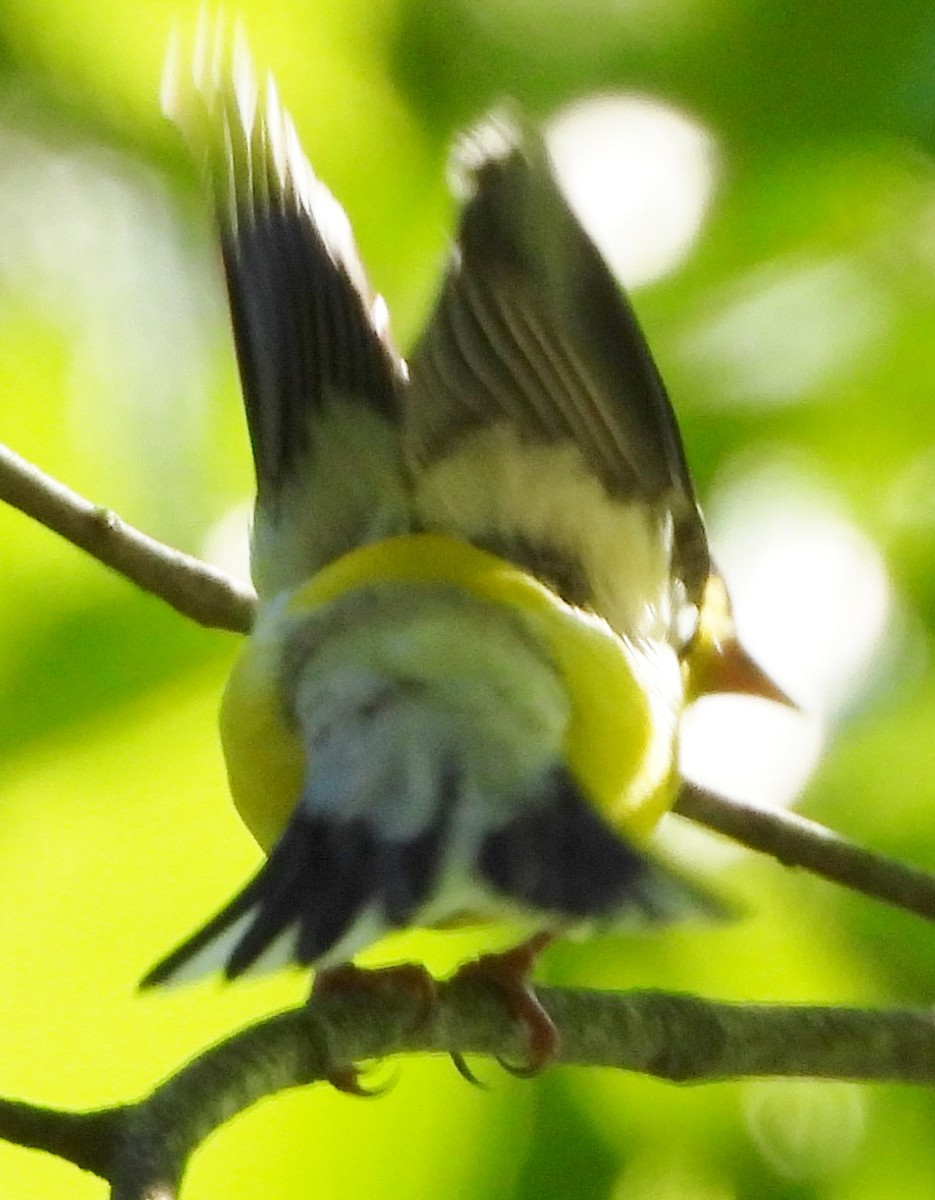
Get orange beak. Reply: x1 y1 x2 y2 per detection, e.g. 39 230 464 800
685 569 798 709
697 632 797 708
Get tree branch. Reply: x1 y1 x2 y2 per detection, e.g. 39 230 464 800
675 782 935 921
0 443 255 634
3 979 935 1198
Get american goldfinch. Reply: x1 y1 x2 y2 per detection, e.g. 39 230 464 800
143 27 783 1027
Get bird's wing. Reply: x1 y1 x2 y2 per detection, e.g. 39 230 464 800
164 21 409 598
404 112 709 645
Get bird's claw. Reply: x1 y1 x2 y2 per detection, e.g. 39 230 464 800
310 961 438 1094
448 932 558 1078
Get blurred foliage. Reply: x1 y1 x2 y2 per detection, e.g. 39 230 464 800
0 1 934 1198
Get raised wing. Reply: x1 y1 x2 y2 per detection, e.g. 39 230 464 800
164 21 409 598
404 112 709 645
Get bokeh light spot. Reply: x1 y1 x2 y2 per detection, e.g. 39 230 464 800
679 457 892 813
706 457 893 718
744 1081 866 1180
681 258 891 406
546 94 717 288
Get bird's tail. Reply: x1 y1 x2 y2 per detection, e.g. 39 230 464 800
142 759 722 989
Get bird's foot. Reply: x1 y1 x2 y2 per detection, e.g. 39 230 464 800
448 931 558 1080
310 961 438 1095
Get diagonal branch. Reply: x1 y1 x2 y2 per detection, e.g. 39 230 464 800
2 979 935 1198
675 782 935 921
0 442 255 634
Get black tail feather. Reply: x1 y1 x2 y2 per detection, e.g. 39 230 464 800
142 776 456 987
139 865 270 988
479 767 722 924
142 764 718 990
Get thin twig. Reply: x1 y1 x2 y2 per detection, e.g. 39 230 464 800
3 980 935 1197
0 443 255 633
676 782 935 921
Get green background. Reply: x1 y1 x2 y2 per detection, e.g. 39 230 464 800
1 0 934 1196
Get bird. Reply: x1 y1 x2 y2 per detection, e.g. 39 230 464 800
142 21 788 1069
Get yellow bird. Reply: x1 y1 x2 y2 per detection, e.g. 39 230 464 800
143 28 784 1052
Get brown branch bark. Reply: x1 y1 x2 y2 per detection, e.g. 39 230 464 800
0 442 255 634
675 782 935 921
2 980 934 1198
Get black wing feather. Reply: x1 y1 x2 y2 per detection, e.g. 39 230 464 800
164 28 410 592
213 77 403 501
405 112 710 609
